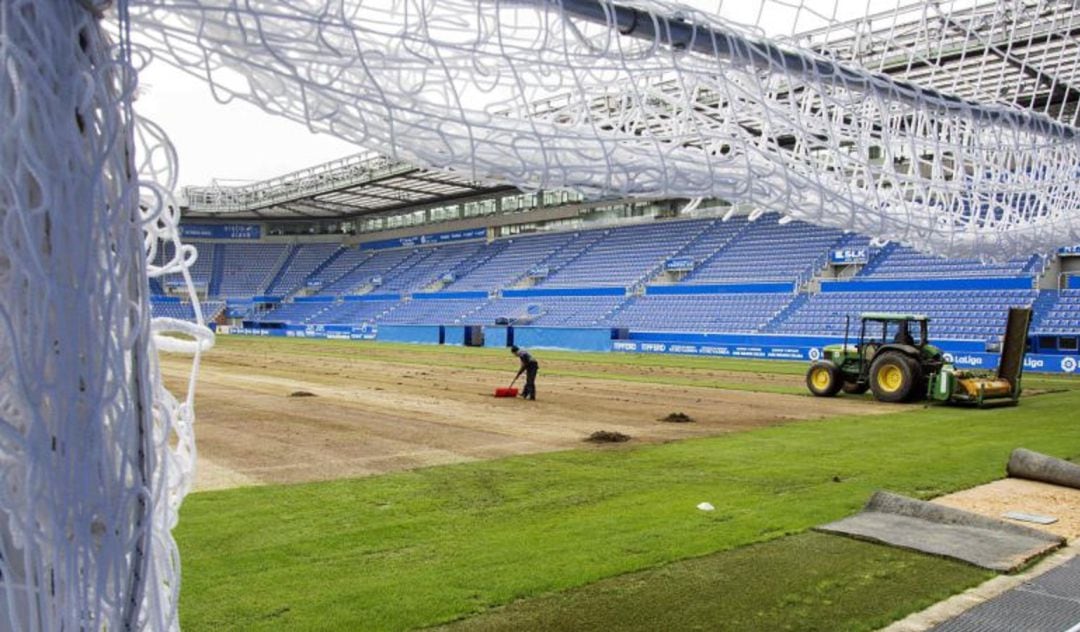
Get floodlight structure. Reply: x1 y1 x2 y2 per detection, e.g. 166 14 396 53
2 0 1080 630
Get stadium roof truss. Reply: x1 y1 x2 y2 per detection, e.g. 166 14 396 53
182 152 515 220
180 0 1080 225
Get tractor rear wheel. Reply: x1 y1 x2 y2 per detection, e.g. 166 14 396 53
869 352 921 402
806 361 843 397
842 381 869 395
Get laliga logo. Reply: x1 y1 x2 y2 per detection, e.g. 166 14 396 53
1023 357 1044 370
947 353 983 367
1063 357 1078 373
808 348 821 361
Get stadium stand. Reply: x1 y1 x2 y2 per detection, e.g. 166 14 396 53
858 243 1043 278
1033 290 1080 333
608 293 793 333
154 240 214 290
380 241 486 292
254 301 330 324
320 247 421 295
214 243 290 298
768 289 1039 342
265 243 342 297
150 299 225 322
318 300 401 325
664 216 746 269
463 295 627 327
530 230 607 285
682 213 844 283
156 215 1080 344
540 220 707 287
305 247 372 291
445 232 575 291
378 298 487 324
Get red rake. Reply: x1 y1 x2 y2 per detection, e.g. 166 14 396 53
494 375 520 398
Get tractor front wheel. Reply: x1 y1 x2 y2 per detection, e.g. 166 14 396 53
806 361 843 397
869 352 921 402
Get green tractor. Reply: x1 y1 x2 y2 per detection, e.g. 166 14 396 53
806 308 1032 406
806 313 943 402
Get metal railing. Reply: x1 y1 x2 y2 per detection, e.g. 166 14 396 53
183 152 418 212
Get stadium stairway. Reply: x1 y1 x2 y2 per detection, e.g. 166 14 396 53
855 242 897 277
308 248 374 293
655 218 750 284
641 218 720 285
303 246 347 289
505 232 588 287
630 230 705 288
261 245 296 294
801 240 841 286
268 243 344 297
442 232 567 291
1030 289 1080 335
761 293 809 333
600 295 634 323
532 230 608 286
263 245 300 295
1030 290 1059 332
321 247 419 295
542 220 707 288
377 247 441 292
1024 254 1050 276
207 243 226 298
440 239 509 290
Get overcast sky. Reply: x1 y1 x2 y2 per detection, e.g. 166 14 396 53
135 63 362 189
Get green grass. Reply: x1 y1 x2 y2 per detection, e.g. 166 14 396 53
435 532 991 632
212 335 809 375
177 367 1080 631
205 336 811 395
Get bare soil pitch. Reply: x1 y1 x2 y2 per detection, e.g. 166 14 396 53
161 338 888 491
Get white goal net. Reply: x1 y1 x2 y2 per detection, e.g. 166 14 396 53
1 2 210 629
130 0 1080 259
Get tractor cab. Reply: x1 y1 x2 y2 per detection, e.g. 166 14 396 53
859 313 928 351
809 312 944 402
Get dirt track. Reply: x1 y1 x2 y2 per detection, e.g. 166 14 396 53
161 338 889 491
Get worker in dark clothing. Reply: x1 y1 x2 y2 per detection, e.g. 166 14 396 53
511 345 539 400
894 321 915 346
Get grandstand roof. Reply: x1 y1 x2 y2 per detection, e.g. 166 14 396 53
182 0 1080 222
181 152 515 221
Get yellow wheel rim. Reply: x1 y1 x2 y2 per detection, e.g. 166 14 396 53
811 367 831 390
877 365 904 393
